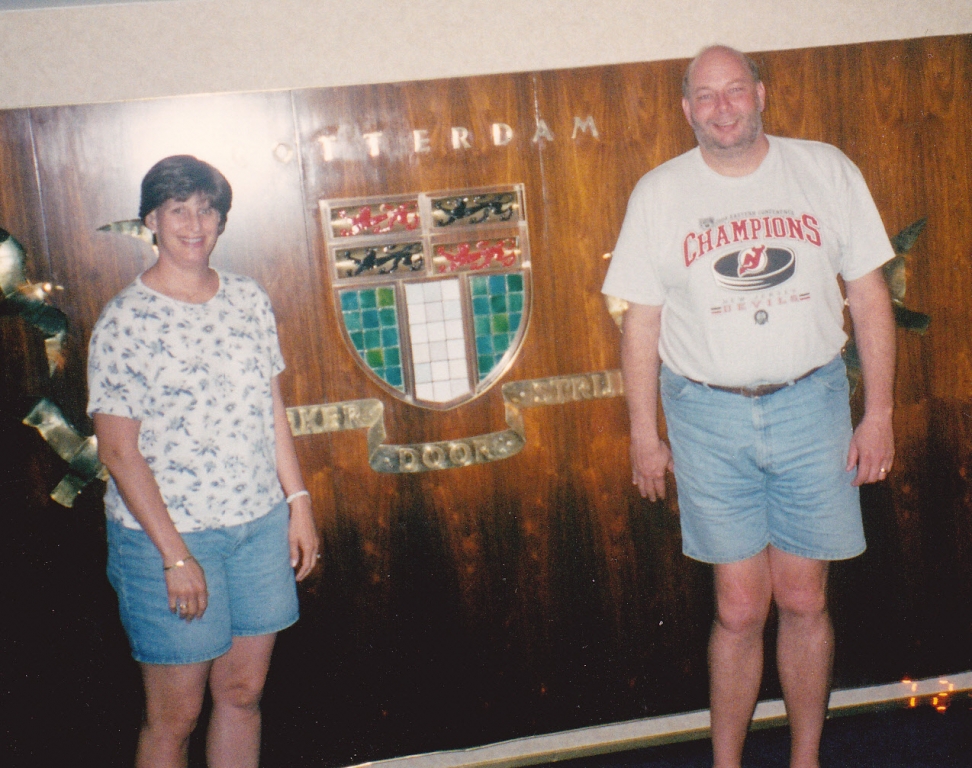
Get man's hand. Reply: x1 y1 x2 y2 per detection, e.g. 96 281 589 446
845 267 896 487
630 430 674 501
847 412 894 486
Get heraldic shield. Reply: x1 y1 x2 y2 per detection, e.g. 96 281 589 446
321 185 532 409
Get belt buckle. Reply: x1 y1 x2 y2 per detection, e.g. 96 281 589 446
740 382 785 397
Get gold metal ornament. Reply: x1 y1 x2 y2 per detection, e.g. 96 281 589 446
22 399 109 507
1 228 68 376
287 369 624 474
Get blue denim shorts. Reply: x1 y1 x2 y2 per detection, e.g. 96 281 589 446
106 500 299 665
660 356 865 564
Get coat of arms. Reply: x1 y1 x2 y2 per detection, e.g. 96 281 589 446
321 185 531 409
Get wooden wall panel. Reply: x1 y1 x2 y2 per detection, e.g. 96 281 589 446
0 109 49 427
27 92 314 425
1 35 970 768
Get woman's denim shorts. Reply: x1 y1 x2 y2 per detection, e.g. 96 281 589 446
660 356 865 565
106 500 299 665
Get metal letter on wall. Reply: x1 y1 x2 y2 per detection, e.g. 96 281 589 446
321 186 531 410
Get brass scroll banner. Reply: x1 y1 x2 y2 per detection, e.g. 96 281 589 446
23 398 108 506
287 369 624 474
24 370 624 506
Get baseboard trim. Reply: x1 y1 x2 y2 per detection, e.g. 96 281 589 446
350 671 972 768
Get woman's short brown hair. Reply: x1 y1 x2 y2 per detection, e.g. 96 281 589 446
139 155 232 233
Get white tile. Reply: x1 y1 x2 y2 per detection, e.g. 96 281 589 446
432 380 453 401
427 323 446 342
445 319 464 340
405 282 424 302
446 339 466 360
411 342 430 364
407 302 427 324
431 360 451 381
443 299 463 320
423 282 443 302
451 378 471 397
411 323 429 344
429 340 448 361
441 279 461 301
426 302 444 322
448 357 468 378
414 363 432 384
416 382 435 401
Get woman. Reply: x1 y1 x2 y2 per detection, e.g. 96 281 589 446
87 155 319 768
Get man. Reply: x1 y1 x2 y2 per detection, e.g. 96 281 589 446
602 46 895 768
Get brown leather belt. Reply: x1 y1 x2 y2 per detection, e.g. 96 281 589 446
690 365 823 398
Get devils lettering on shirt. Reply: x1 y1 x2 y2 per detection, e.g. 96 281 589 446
684 213 821 267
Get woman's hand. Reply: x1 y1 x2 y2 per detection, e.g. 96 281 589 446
164 556 208 622
288 496 320 582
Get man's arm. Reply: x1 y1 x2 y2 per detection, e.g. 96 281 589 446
621 302 674 501
844 267 896 486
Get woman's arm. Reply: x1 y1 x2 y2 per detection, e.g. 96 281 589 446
271 376 320 581
94 412 208 621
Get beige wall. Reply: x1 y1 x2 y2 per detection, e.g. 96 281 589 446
1 0 970 109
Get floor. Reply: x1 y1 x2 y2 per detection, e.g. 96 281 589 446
549 701 972 768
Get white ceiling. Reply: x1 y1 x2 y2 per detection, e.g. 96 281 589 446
0 0 167 10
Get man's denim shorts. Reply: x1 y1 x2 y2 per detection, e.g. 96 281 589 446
660 356 865 565
106 499 299 665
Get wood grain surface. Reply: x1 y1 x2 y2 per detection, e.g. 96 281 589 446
1 35 970 767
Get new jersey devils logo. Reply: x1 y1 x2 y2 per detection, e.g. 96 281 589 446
712 245 795 292
737 245 768 276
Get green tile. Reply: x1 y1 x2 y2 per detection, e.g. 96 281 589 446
362 309 380 329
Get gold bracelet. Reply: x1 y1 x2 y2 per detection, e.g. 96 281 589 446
163 555 195 571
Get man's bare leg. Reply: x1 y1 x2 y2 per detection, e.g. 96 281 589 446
769 547 831 768
709 548 773 768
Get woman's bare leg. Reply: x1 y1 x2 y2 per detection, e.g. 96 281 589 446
137 661 211 768
206 634 277 768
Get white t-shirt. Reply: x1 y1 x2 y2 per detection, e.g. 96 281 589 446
602 136 895 386
87 270 286 532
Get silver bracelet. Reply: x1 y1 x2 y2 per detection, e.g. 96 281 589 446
286 490 310 504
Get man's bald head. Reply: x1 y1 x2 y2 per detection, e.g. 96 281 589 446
682 45 761 98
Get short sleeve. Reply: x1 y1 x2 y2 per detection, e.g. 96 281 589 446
836 154 896 281
86 297 149 421
602 177 667 306
257 284 285 377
